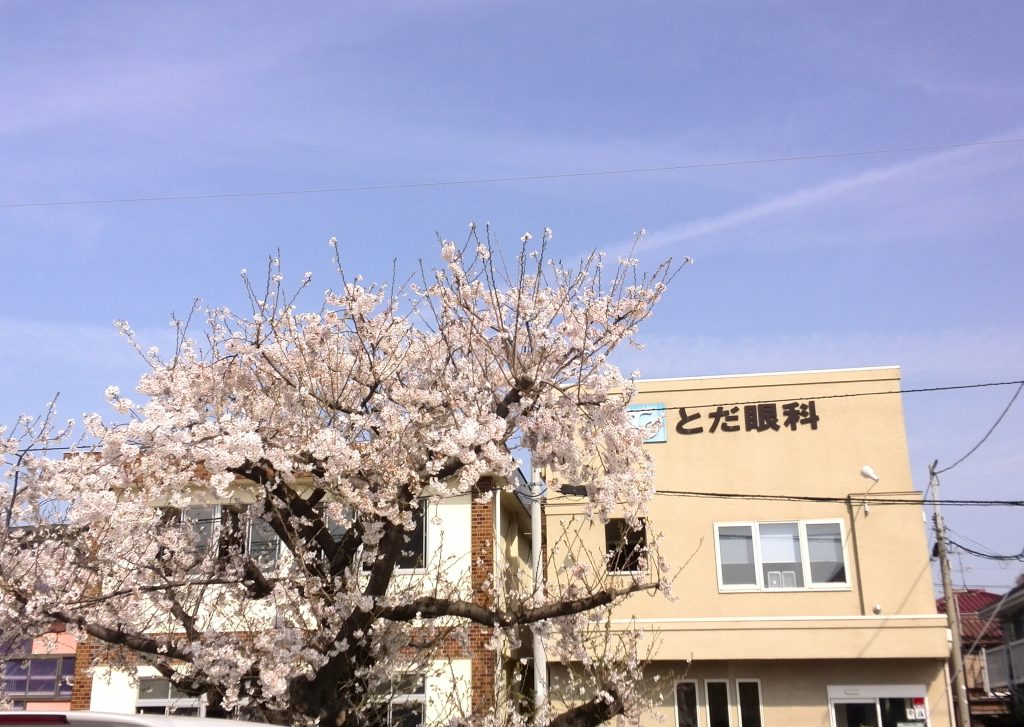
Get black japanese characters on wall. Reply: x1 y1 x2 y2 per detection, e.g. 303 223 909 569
675 401 819 436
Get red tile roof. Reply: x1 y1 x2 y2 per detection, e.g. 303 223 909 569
937 590 1005 645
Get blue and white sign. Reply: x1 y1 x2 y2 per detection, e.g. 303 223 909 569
627 403 667 443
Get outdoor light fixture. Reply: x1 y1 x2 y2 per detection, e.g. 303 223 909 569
859 465 880 514
860 465 880 483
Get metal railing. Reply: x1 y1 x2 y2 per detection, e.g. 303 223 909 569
985 637 1024 689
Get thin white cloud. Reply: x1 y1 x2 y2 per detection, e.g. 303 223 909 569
631 135 1024 257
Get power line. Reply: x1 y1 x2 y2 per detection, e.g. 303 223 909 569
5 377 1023 459
3 137 1024 210
935 381 1023 474
656 490 1023 507
946 526 1005 558
661 379 1024 410
947 537 1024 562
546 487 1024 508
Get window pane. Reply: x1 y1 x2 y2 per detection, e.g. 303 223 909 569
833 702 879 727
605 519 647 573
718 526 756 586
3 659 29 695
138 677 172 700
185 506 219 552
27 658 58 695
248 517 280 565
57 657 75 696
880 697 926 727
389 702 424 727
759 522 803 588
707 681 730 727
676 682 698 727
807 523 846 584
395 501 427 570
391 674 426 696
738 682 762 727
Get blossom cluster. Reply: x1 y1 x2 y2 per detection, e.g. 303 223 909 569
0 231 675 725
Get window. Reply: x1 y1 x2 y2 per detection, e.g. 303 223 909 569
395 501 427 571
715 520 848 591
827 685 928 727
675 681 698 727
605 519 647 573
806 522 846 584
364 501 428 571
247 516 281 565
737 680 763 727
136 676 204 717
176 506 283 565
706 680 730 727
369 673 425 726
2 655 75 699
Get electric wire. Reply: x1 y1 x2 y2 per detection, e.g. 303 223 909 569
6 377 1022 459
946 526 1006 558
935 381 1024 474
653 379 1024 411
946 537 1024 562
539 488 1023 508
3 137 1024 210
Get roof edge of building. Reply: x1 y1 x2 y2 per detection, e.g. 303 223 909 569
636 364 901 385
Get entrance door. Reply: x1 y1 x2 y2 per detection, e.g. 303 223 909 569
832 700 880 727
828 688 930 727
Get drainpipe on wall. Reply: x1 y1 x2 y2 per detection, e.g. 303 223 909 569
530 472 548 719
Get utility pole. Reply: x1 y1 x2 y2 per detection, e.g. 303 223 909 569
931 460 970 727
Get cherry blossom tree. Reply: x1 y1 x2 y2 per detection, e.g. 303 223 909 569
1 229 681 726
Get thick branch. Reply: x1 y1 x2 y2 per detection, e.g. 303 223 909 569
46 607 193 662
379 580 659 627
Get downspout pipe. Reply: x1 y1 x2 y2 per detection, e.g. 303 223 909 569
530 472 547 719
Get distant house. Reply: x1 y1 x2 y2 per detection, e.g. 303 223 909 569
936 589 1010 725
980 582 1024 722
1 624 77 711
2 476 534 725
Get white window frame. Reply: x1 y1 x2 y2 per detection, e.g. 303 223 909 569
705 679 732 727
135 675 206 717
714 518 850 593
372 672 426 726
674 679 700 727
183 505 285 564
736 679 763 727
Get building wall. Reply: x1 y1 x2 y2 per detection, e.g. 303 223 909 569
543 367 953 726
6 631 78 712
71 478 523 722
551 658 952 727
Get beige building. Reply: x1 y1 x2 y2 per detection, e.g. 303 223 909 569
544 366 954 727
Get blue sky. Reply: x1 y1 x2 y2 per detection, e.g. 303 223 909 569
2 2 1022 592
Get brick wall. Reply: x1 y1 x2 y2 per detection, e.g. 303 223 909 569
68 638 99 711
469 481 496 717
